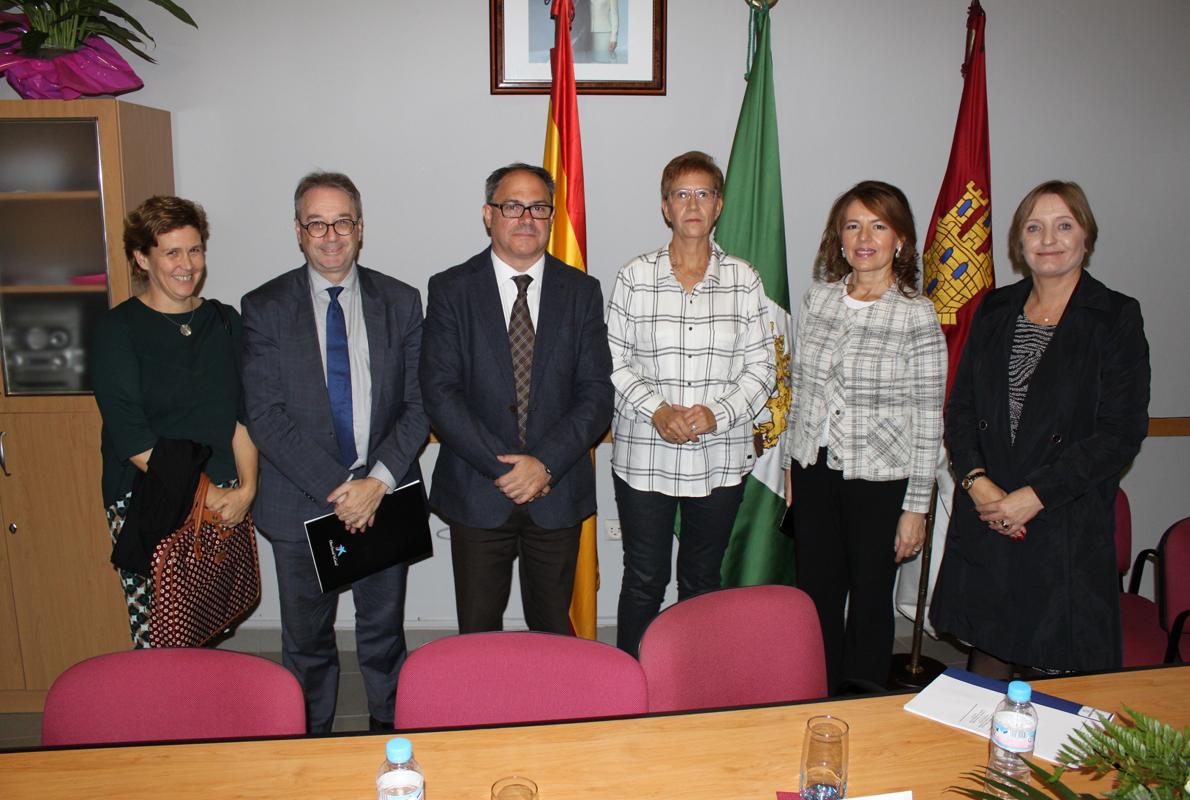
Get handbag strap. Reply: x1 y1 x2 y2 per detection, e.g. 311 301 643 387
187 473 212 560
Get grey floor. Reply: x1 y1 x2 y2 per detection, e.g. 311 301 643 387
0 618 967 749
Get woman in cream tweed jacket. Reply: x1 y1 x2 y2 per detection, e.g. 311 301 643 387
783 180 946 693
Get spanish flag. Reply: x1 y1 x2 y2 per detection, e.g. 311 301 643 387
542 0 596 639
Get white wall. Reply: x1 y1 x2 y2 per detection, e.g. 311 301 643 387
9 0 1187 626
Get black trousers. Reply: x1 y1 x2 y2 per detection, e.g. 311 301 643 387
449 507 582 635
613 473 746 656
792 448 906 694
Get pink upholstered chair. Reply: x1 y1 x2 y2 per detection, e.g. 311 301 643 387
637 585 828 713
393 631 648 730
1114 489 1167 667
42 648 306 746
1156 517 1190 663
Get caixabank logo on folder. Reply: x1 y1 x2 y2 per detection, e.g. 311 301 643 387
328 540 347 567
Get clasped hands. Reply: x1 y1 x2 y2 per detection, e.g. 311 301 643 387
968 475 1043 539
327 477 388 534
495 454 551 505
652 403 716 444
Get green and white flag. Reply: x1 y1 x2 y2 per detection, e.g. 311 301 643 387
716 1 796 587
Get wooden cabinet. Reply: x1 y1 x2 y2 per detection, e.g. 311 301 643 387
0 99 174 712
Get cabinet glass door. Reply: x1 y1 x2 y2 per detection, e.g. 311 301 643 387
0 119 109 395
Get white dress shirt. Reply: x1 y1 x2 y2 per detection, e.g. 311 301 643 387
307 265 395 490
493 252 545 329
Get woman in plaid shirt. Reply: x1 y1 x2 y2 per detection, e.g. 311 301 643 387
783 181 946 693
607 151 776 655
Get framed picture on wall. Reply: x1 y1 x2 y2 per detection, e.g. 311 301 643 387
490 0 667 95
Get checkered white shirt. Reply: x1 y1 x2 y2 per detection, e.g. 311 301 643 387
783 279 946 513
607 244 776 497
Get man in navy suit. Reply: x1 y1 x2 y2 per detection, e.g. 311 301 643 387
421 163 613 634
241 172 427 733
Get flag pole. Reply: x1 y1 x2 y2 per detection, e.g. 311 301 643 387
888 483 946 688
890 0 992 689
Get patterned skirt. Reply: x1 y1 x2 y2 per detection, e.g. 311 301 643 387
106 479 238 649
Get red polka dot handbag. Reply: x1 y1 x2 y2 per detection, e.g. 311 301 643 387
148 474 261 647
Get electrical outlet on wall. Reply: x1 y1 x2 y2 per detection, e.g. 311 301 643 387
605 519 622 540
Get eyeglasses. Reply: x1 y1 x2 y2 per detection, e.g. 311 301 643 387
667 188 719 203
489 202 555 220
298 218 359 237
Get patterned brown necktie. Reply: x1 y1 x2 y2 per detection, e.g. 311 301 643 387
509 274 535 446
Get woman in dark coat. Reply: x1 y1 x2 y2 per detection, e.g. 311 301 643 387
930 180 1150 678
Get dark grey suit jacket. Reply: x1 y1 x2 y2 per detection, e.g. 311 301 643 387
241 265 428 542
420 249 613 530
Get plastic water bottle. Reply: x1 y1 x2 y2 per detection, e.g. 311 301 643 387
986 680 1038 798
377 737 424 799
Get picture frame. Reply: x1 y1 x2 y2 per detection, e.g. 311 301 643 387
489 0 667 95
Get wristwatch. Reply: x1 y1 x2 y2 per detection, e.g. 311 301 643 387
961 470 988 492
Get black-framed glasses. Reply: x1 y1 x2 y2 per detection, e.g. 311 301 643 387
299 218 359 237
489 201 555 220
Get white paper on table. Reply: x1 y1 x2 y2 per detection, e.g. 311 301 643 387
902 667 1113 763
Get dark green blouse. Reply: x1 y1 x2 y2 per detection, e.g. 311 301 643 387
90 297 245 506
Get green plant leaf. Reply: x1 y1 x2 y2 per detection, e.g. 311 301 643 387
143 0 195 28
950 763 1102 800
89 1 151 38
89 25 153 61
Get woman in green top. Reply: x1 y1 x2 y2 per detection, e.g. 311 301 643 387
91 195 258 647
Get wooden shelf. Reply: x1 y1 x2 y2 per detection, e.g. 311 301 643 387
0 190 100 202
0 284 107 294
1149 416 1190 437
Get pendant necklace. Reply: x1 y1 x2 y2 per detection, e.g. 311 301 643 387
158 302 198 336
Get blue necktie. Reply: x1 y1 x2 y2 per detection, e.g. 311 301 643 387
326 286 357 467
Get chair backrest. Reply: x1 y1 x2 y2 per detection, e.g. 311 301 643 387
1157 517 1190 637
637 585 828 713
42 648 306 746
1113 488 1132 576
394 632 648 730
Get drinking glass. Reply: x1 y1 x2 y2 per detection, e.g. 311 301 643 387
799 715 849 799
491 775 539 800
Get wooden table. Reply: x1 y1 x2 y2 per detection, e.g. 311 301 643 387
2 665 1186 799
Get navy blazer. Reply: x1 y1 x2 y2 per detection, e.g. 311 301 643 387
241 265 428 541
420 248 613 530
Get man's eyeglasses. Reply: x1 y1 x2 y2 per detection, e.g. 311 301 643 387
667 188 719 204
489 202 555 220
298 218 359 237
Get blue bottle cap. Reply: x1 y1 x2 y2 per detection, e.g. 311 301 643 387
1007 680 1032 703
386 737 413 763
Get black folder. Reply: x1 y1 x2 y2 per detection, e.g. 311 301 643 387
304 480 433 593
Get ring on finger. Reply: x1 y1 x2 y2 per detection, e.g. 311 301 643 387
999 520 1010 530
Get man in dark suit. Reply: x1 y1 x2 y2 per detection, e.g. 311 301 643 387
241 172 427 733
421 163 612 634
